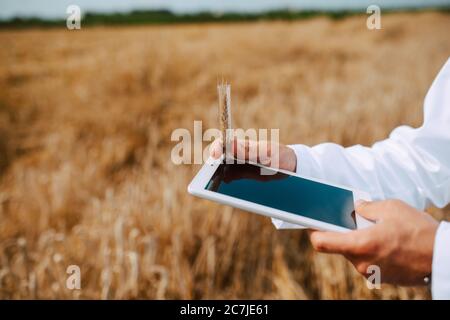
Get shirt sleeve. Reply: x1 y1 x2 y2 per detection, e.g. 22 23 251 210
288 57 450 210
432 222 450 300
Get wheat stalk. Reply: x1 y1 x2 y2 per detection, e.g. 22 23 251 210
217 80 232 157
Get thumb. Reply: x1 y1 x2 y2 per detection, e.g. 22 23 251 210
355 200 389 221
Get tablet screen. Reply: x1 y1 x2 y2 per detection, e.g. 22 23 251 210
205 163 356 229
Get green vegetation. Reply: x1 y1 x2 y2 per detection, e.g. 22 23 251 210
0 8 449 29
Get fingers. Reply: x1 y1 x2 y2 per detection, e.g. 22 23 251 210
255 140 272 165
310 227 376 256
310 200 403 257
233 139 264 163
210 139 223 159
208 138 291 170
310 230 375 278
210 138 272 164
310 230 358 255
232 138 249 162
355 200 392 221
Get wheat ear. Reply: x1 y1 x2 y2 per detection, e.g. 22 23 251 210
217 80 232 157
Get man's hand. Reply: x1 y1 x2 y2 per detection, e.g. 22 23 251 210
209 138 297 172
310 199 439 286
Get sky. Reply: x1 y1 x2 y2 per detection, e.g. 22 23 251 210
1 0 449 20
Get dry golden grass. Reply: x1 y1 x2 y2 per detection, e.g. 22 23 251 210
0 12 450 299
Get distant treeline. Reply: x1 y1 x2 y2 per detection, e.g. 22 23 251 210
1 8 449 28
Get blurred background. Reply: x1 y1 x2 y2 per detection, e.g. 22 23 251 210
0 0 449 299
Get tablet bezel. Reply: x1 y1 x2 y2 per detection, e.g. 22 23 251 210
188 156 372 232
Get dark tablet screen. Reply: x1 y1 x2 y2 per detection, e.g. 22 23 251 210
205 163 356 229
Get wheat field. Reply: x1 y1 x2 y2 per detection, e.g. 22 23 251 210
0 12 450 299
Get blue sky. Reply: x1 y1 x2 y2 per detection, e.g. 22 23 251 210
1 0 449 19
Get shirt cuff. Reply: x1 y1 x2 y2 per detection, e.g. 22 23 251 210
432 221 450 300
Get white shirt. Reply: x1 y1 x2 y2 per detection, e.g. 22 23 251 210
273 57 450 299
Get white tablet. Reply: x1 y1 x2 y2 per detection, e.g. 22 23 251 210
188 157 373 232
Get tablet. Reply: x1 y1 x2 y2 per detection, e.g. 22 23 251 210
188 157 373 232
